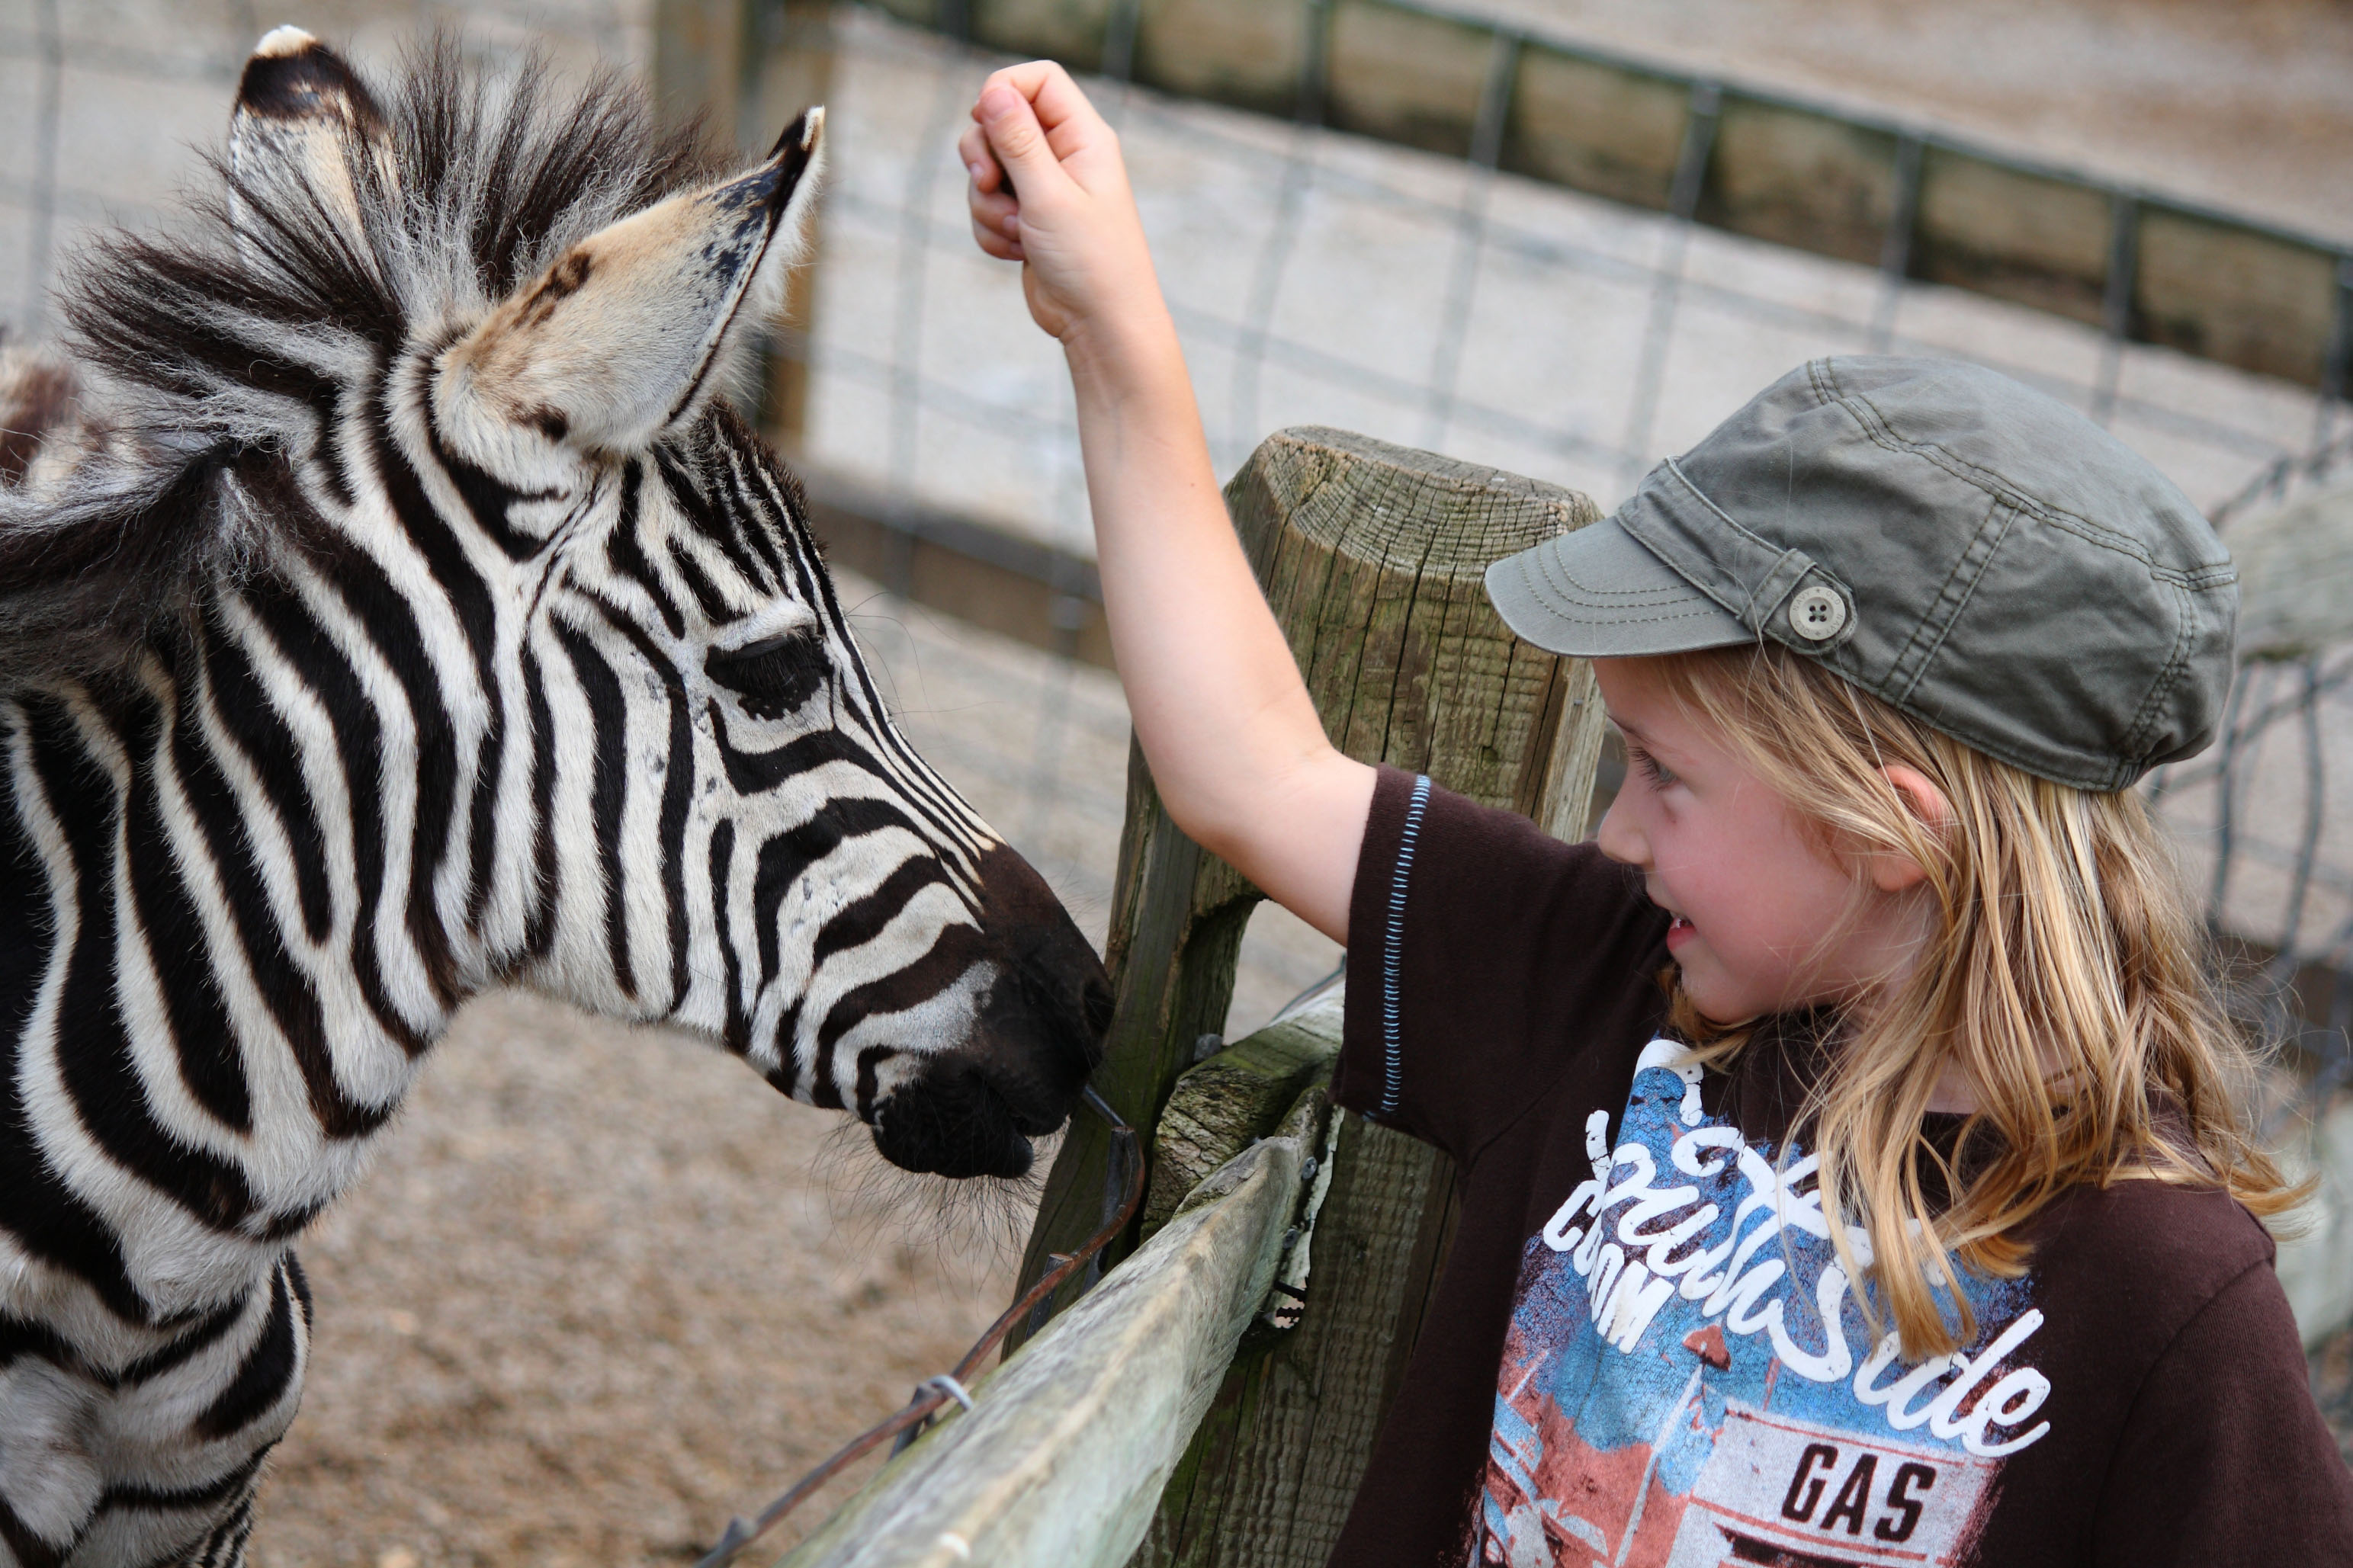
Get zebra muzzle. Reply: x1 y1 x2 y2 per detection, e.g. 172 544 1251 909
869 1057 1043 1179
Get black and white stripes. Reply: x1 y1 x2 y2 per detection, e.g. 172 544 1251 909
0 30 1107 1566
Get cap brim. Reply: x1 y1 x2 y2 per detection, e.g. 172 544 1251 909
1484 517 1752 659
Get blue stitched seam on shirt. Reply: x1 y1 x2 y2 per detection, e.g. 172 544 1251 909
1380 774 1432 1117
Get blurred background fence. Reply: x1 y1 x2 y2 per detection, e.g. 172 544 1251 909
8 0 2348 1047
5 0 2351 1553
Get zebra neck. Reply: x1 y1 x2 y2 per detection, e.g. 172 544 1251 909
0 614 492 1321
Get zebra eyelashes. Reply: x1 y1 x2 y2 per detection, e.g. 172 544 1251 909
707 628 830 718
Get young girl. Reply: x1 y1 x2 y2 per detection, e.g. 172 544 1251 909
958 63 2353 1566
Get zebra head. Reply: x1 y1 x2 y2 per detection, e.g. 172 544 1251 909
14 31 1110 1186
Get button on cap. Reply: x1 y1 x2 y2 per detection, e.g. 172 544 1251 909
1790 584 1847 641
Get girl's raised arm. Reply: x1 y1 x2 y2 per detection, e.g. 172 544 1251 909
961 63 1374 942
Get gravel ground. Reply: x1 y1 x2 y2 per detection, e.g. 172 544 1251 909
255 992 1022 1568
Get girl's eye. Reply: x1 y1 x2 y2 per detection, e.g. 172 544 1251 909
1631 746 1678 790
707 631 830 717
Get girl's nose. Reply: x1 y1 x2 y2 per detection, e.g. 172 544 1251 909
1594 790 1647 869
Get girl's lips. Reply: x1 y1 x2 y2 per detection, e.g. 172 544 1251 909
1664 914 1696 952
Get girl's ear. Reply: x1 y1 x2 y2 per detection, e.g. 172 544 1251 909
1867 763 1951 893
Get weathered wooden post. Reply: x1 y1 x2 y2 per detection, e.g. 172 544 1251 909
1011 427 1607 1563
652 0 751 141
653 0 833 450
746 0 833 450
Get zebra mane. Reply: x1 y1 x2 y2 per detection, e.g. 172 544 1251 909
0 35 724 688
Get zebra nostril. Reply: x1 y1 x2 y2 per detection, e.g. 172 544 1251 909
870 1062 1035 1178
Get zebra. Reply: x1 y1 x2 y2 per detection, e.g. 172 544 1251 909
0 28 1114 1567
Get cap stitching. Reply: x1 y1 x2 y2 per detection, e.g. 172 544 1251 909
1501 551 1744 640
1547 585 1717 608
1886 496 2021 710
1806 358 1840 409
1834 385 2184 571
1892 681 2114 791
1648 461 1845 644
1533 601 1743 628
1803 363 2184 790
1744 551 1825 636
1880 493 1998 700
1528 544 1717 607
1568 608 1749 626
1822 361 2227 593
2117 576 2200 780
1656 459 1813 615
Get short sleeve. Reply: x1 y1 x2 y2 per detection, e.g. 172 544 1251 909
1331 765 1671 1161
2091 1255 2353 1566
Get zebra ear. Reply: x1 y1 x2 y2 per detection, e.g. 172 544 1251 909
435 110 824 457
230 27 396 249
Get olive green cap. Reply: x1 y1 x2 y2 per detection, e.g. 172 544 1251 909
1484 357 2238 791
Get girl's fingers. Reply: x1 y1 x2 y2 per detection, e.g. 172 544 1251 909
956 124 1003 193
981 59 1098 147
963 114 1024 253
969 185 1021 237
970 215 1023 261
1032 75 1111 164
974 83 1064 195
963 59 1117 286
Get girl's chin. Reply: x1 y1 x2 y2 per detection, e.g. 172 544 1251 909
1672 960 1768 1029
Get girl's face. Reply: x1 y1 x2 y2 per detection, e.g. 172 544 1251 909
1591 656 1924 1024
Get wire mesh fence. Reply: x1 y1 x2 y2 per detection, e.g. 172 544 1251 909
791 0 2353 1021
5 0 2352 1340
798 2 2342 549
783 0 2353 1348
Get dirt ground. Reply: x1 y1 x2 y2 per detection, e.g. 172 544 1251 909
253 990 1029 1567
1481 0 2353 245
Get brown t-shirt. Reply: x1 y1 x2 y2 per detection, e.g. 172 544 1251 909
1327 766 2353 1568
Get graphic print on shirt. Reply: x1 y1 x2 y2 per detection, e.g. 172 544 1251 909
1477 1041 2050 1568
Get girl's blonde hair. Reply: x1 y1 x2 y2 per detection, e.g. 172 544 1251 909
1653 643 2303 1358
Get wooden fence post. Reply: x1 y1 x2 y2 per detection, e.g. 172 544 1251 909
1011 428 1607 1557
654 0 833 451
746 0 834 451
652 0 749 141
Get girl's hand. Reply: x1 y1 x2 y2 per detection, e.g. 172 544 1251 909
961 63 1160 349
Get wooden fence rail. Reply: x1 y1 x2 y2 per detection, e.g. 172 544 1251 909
774 1051 1324 1568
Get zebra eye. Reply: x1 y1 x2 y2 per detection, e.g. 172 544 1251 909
708 630 830 717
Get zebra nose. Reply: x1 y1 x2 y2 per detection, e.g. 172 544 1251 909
972 843 1112 1074
858 842 1112 1178
869 1059 1036 1178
